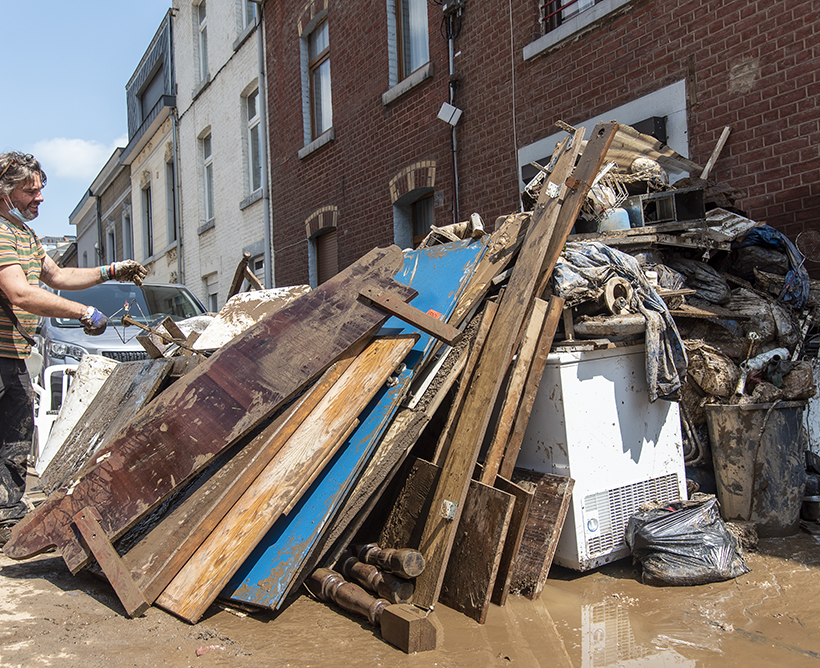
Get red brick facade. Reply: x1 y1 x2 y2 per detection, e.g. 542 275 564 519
264 0 820 285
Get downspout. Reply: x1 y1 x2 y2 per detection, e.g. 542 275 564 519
447 16 460 224
94 193 104 264
168 10 183 285
253 1 273 288
172 109 183 284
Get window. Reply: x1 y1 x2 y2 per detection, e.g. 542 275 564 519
143 185 154 258
166 160 177 242
252 255 265 285
246 89 262 193
198 1 209 82
242 0 257 29
140 65 166 123
202 133 215 223
411 194 434 247
525 0 633 59
122 210 133 260
541 0 595 32
308 19 332 139
315 229 338 285
396 0 429 80
106 227 116 264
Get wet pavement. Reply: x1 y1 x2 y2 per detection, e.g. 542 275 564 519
2 469 819 667
2 529 819 667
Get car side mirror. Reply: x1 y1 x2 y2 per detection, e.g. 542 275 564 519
35 318 44 335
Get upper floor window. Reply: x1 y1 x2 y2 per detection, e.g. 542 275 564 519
246 89 262 193
541 0 594 32
198 1 209 82
308 19 332 139
143 185 154 258
242 0 257 29
525 0 633 59
396 0 429 80
202 133 215 222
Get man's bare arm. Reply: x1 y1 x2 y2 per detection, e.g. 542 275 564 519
0 263 88 319
39 254 106 291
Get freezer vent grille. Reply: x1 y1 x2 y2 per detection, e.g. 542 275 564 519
583 474 680 557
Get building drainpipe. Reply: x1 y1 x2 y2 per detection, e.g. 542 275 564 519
447 15 460 225
94 193 104 264
252 1 273 288
172 108 183 285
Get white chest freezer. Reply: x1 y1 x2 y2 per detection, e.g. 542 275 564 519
518 343 686 570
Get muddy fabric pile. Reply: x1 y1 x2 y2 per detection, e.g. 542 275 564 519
553 241 688 402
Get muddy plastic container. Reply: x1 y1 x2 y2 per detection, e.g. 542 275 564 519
704 401 806 537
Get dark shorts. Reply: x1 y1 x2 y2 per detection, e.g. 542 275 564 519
0 357 33 524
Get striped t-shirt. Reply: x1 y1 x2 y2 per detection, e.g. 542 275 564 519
0 216 45 359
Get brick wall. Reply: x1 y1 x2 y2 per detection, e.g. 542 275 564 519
265 0 820 284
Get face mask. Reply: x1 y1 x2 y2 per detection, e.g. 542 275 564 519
4 196 34 224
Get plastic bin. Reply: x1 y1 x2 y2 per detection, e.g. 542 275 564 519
705 401 806 537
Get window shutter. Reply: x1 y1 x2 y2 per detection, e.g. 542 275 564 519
316 229 338 285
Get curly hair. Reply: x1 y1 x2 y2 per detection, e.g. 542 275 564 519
0 152 47 199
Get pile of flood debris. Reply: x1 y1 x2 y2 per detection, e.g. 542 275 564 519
5 120 819 653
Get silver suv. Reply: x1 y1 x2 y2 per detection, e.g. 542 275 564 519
37 281 208 369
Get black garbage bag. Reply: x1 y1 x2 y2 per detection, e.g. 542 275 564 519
625 496 749 586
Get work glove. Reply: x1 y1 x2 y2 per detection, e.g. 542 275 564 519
101 260 148 285
79 306 108 336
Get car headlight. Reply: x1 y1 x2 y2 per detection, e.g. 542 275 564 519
47 340 88 361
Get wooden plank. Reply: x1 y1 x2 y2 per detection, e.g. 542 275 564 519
700 125 731 179
480 298 548 484
378 457 441 551
73 507 149 618
432 300 498 466
4 246 415 573
499 296 565 480
490 475 535 607
156 335 417 623
445 213 529 329
39 359 174 494
222 240 486 610
117 358 353 603
509 469 574 600
193 284 311 351
439 479 514 624
359 287 462 346
412 126 593 610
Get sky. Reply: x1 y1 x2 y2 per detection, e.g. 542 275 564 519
1 1 174 239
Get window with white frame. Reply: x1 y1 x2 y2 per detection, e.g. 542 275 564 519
396 0 429 80
393 187 434 249
526 0 633 59
246 89 262 193
143 185 154 258
242 0 257 29
308 18 332 140
198 1 209 82
202 133 215 223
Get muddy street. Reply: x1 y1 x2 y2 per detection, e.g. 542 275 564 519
2 531 819 668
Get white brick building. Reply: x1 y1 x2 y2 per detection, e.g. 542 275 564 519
173 0 269 311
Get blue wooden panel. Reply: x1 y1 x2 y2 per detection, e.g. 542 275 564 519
222 239 485 610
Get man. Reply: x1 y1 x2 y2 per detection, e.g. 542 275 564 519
0 152 146 546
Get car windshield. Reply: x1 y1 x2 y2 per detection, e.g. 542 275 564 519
52 283 205 328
